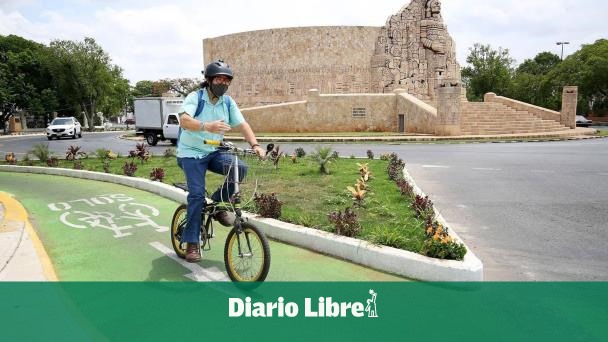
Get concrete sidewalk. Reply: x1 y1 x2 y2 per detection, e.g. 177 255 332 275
0 192 56 281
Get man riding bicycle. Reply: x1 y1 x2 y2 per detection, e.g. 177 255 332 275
177 60 266 263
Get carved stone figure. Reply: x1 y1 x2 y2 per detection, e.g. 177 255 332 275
370 0 460 101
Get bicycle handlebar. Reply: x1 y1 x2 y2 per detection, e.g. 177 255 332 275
203 139 257 155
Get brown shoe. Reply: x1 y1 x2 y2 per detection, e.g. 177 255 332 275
185 243 201 262
213 210 234 226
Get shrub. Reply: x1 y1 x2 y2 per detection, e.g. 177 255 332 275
311 146 337 174
122 161 138 176
22 153 33 166
268 144 284 169
103 161 111 173
73 160 84 170
387 156 405 181
366 150 374 159
149 168 165 182
422 223 466 260
65 145 86 161
346 184 367 206
379 153 392 161
95 148 112 161
164 148 176 158
327 207 360 237
412 195 434 221
30 143 51 161
294 147 306 158
5 153 17 165
46 157 58 167
253 193 282 219
331 151 339 159
395 179 414 197
129 143 150 163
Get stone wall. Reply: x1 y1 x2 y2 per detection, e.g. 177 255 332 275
241 91 397 133
204 27 381 108
395 90 437 134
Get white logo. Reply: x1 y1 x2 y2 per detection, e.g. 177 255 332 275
365 289 378 318
228 290 379 318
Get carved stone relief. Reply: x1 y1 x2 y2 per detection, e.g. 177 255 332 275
370 0 461 101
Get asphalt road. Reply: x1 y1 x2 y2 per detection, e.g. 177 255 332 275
2 132 608 280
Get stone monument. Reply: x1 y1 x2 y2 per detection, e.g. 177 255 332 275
371 0 460 101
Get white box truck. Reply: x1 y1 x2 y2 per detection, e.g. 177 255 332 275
134 97 183 146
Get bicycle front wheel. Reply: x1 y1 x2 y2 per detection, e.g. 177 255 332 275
171 204 187 258
224 222 270 282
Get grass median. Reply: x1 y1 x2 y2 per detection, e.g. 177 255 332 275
6 149 428 254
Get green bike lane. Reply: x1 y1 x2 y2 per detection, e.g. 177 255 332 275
0 172 406 281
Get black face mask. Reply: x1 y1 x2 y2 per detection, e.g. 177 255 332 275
210 83 229 97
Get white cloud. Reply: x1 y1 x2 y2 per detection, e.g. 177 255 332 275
1 0 606 83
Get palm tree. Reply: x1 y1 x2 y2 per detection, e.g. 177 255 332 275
311 146 337 174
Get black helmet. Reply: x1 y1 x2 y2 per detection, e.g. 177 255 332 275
203 60 233 80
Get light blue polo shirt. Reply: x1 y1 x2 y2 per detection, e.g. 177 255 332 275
177 89 245 158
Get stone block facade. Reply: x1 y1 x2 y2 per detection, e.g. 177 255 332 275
242 91 397 133
204 27 380 108
204 0 460 108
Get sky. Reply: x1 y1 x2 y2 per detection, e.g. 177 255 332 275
1 0 606 84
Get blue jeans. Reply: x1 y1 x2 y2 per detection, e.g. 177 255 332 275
177 151 248 243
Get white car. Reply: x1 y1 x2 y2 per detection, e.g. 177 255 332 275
46 117 82 140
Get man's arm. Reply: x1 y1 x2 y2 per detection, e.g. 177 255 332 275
179 112 231 133
238 121 265 157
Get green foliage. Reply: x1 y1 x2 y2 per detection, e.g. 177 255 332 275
47 37 129 129
0 35 58 127
311 146 337 174
94 148 112 161
163 148 176 158
30 143 51 161
294 147 306 158
462 43 515 101
544 39 608 114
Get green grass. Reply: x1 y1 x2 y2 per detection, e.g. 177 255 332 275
595 130 608 137
6 154 428 253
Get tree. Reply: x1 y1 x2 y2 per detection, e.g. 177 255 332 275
164 78 201 97
509 52 561 109
132 80 154 97
0 35 59 129
544 39 608 115
516 52 561 75
461 43 515 101
48 37 128 129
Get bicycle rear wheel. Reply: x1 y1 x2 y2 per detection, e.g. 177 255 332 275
224 222 270 283
171 204 187 258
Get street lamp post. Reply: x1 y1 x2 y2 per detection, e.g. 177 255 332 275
556 42 570 60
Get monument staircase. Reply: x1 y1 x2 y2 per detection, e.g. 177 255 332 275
459 102 570 135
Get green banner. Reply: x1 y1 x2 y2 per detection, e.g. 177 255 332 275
1 282 606 341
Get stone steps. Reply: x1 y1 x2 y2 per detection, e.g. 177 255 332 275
458 101 568 135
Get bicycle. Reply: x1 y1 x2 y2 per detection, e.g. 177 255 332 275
170 140 271 283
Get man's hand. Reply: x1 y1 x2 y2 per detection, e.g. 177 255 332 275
253 145 266 158
204 120 231 134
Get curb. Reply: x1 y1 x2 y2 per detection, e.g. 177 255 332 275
0 165 483 281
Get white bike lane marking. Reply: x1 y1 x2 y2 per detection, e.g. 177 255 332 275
48 194 169 238
149 242 229 282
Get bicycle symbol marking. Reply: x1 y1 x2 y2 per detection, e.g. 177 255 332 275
50 194 168 238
